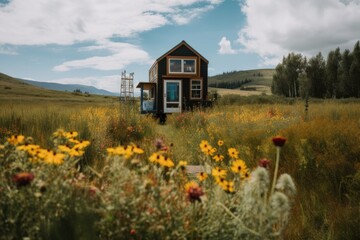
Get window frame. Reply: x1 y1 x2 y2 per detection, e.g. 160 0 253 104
190 79 202 99
168 57 197 75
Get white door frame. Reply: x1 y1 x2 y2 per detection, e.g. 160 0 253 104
164 80 182 113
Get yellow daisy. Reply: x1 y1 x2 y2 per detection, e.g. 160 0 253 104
212 154 224 162
197 172 208 181
231 159 248 174
228 148 239 159
212 167 227 178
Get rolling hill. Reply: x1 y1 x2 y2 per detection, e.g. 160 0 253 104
208 69 275 96
0 72 118 104
20 79 118 96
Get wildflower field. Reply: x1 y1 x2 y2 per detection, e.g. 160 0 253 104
0 97 360 239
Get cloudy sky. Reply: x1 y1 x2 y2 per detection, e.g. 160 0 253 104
1 0 360 94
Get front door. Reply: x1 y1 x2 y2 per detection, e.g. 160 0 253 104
164 80 181 113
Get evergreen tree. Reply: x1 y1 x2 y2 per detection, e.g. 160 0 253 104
350 41 360 97
306 52 326 98
338 49 353 97
325 47 341 98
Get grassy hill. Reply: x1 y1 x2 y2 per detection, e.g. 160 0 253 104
20 79 118 96
208 69 275 95
0 72 118 104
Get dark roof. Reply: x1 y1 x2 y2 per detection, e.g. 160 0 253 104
156 40 209 63
136 82 156 90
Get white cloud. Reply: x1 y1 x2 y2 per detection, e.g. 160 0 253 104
237 0 360 65
218 36 236 54
53 40 152 71
0 0 222 45
0 0 222 72
46 75 121 93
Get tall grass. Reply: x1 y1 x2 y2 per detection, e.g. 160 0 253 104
1 99 359 239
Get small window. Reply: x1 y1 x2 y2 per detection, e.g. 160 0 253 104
169 59 182 73
184 60 195 73
168 58 196 74
191 80 202 99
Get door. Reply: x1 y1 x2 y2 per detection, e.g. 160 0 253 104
164 80 182 113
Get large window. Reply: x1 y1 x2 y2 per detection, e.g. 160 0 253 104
169 58 196 74
191 80 202 99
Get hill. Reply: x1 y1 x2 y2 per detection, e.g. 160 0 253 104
0 72 118 104
208 69 275 95
20 79 118 96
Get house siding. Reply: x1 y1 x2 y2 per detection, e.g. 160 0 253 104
153 42 208 113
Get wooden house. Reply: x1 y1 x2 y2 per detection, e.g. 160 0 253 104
136 40 210 123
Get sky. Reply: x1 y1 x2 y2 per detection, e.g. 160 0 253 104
1 0 360 94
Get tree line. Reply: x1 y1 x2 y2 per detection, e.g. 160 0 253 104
272 41 360 98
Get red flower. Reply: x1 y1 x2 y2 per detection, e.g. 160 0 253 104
258 158 271 169
187 186 204 202
130 229 136 235
272 136 286 147
12 172 34 187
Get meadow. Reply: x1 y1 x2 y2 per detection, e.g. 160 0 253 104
0 96 359 239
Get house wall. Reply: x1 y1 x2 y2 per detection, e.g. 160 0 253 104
155 44 208 113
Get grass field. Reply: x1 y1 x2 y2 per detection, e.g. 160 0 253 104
1 74 360 239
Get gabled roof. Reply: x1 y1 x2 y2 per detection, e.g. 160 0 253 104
156 40 209 63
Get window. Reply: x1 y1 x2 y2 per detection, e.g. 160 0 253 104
191 80 202 99
184 60 195 73
169 58 196 74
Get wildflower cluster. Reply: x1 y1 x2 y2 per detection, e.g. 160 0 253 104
198 139 251 193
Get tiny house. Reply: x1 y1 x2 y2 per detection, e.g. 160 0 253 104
136 40 210 123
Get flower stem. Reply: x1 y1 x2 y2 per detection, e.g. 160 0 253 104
270 146 281 197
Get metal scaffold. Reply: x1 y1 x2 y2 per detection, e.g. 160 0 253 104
120 70 134 101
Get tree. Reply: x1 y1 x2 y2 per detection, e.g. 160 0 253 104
338 49 353 97
306 52 326 98
350 41 360 97
272 53 305 97
325 47 341 98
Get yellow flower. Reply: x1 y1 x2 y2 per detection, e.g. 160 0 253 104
58 145 84 157
212 167 227 178
217 140 224 146
65 131 78 139
107 146 125 156
231 159 248 174
199 140 210 150
222 181 235 193
158 156 174 168
148 152 164 163
212 154 224 162
43 151 65 165
0 144 4 150
197 172 208 181
228 148 239 159
242 169 251 180
52 129 65 138
184 181 199 191
199 140 212 154
131 144 144 154
7 135 25 145
177 160 188 167
205 147 217 156
74 140 90 149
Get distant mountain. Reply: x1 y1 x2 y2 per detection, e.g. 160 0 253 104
20 79 118 96
19 79 119 96
0 72 118 103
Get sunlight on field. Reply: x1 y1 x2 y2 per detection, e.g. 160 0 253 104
1 99 360 239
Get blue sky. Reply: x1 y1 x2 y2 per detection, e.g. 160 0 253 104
1 0 360 93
